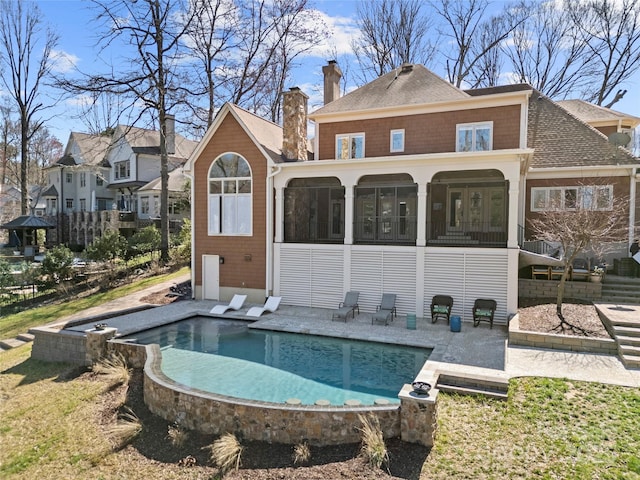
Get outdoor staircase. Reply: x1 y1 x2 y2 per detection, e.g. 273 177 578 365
0 333 34 351
435 373 509 400
601 313 640 369
600 275 640 304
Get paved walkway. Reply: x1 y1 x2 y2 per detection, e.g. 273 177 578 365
50 281 640 388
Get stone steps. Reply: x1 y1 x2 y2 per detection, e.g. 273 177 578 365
600 306 640 369
0 333 35 351
435 374 509 400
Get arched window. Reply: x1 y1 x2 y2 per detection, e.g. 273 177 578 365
208 153 252 235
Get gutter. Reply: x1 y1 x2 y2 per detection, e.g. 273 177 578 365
265 164 282 298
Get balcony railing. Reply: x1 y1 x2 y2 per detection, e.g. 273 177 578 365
284 220 345 244
353 216 417 245
427 221 506 247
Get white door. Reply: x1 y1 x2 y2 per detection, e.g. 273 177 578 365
202 254 220 300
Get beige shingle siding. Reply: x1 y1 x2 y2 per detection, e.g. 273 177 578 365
528 92 638 168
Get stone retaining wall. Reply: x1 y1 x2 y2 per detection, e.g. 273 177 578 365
30 327 87 365
519 278 601 300
508 314 617 354
143 344 410 446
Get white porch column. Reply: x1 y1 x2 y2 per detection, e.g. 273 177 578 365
274 186 284 243
417 183 427 247
507 183 520 248
344 185 354 245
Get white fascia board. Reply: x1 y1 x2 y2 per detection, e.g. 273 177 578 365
527 164 640 179
309 90 532 123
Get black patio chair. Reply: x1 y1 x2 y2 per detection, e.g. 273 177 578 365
430 295 453 324
473 298 497 329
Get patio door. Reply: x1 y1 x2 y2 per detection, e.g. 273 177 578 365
447 187 504 233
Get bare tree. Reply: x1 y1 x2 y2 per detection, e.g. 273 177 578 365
352 0 435 83
431 0 526 88
505 1 591 99
59 0 202 262
0 0 58 215
570 0 640 107
528 182 629 333
0 101 19 187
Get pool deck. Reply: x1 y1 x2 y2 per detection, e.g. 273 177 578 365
55 280 640 389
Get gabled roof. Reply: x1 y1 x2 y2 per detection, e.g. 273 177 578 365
186 103 286 170
528 91 638 169
1 215 54 229
556 99 640 127
70 132 112 166
312 64 469 116
114 125 198 160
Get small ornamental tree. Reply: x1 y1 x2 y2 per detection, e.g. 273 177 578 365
528 182 629 332
128 226 161 259
41 245 74 283
85 230 128 263
0 258 13 295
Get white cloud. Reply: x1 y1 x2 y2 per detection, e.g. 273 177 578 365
304 9 360 58
65 94 94 107
50 49 79 73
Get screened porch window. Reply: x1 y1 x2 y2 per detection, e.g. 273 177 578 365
208 153 252 235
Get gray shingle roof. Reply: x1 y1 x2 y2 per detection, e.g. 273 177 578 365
528 92 638 168
556 99 640 125
312 64 469 116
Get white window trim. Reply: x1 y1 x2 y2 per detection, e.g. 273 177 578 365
456 121 493 152
208 152 253 236
530 185 613 212
390 129 405 153
335 132 365 159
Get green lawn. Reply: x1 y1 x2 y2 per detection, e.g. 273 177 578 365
1 343 639 479
0 267 189 340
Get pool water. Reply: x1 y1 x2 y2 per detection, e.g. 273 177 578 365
125 317 431 405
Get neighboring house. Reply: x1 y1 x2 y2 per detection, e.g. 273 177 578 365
42 117 197 246
136 167 190 226
186 61 640 325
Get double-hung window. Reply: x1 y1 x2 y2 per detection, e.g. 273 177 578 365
114 160 130 180
208 153 252 235
336 133 365 159
390 129 405 153
456 122 493 152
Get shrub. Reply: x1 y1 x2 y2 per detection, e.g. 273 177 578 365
358 413 388 469
86 230 127 263
167 422 189 447
107 407 142 449
209 433 243 474
292 442 311 465
93 352 130 387
127 226 161 259
41 245 74 283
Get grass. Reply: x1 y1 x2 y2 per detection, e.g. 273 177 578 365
0 267 188 340
107 407 142 450
209 433 244 474
93 353 130 388
1 345 640 478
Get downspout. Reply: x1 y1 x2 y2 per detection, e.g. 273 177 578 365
183 167 195 299
631 168 638 245
265 164 282 298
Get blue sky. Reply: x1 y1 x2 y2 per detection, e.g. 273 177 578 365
23 0 640 143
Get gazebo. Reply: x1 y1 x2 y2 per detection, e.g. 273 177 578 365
1 214 55 257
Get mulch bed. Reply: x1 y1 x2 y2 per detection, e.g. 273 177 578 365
517 298 609 338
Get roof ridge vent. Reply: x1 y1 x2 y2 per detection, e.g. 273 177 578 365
401 63 414 73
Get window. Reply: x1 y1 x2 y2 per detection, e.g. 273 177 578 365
114 160 130 180
208 153 252 235
141 196 150 214
66 198 73 210
390 129 404 153
80 172 86 187
531 185 613 211
153 196 159 216
79 199 86 211
96 175 104 186
456 122 493 152
336 133 364 159
66 173 73 183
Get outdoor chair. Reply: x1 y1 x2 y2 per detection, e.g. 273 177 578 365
473 298 497 329
531 265 550 280
247 296 282 317
332 291 360 322
430 295 453 324
372 293 397 326
550 266 565 281
210 294 247 315
570 258 590 281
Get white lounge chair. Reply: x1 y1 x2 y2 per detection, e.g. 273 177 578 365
210 294 247 314
246 296 282 317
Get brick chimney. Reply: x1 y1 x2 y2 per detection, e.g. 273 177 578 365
165 114 175 155
282 87 308 162
322 60 342 105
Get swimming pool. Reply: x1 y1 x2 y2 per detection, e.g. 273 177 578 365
124 316 432 405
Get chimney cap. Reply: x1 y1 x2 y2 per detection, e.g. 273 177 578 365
289 86 301 91
328 59 337 65
401 63 414 72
